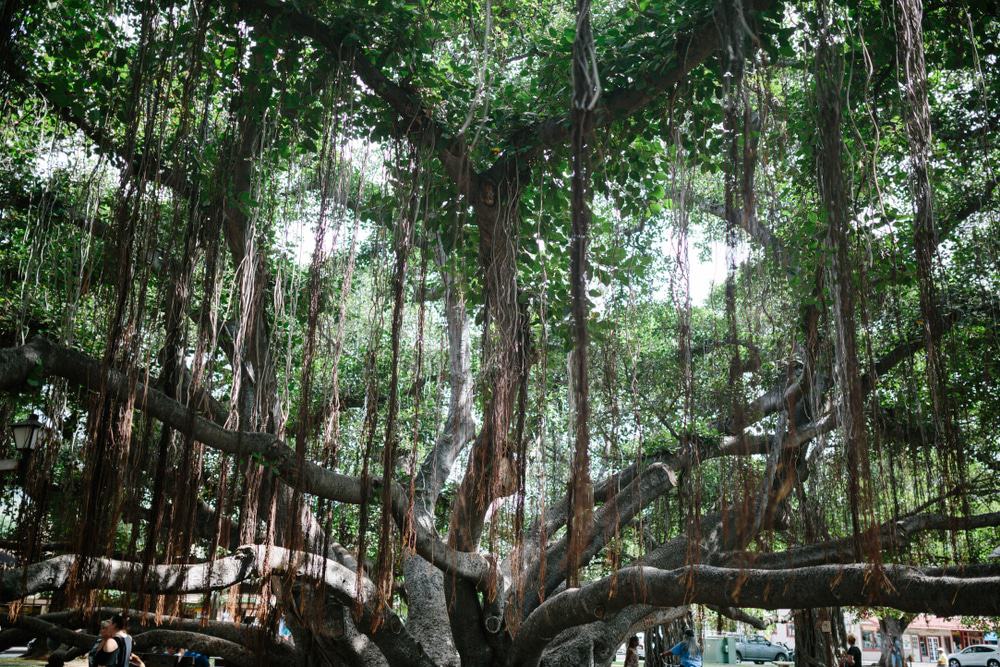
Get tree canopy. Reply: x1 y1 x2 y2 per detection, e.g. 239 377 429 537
0 0 998 665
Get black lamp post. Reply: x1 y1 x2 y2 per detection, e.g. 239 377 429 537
11 413 44 454
3 413 45 477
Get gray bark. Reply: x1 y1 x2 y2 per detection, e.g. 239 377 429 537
792 608 841 667
878 615 914 667
0 546 436 667
540 606 689 667
401 246 475 667
510 563 1000 667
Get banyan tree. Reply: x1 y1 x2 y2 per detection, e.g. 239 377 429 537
0 0 998 664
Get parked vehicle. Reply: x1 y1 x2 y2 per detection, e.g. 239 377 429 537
732 635 792 663
948 645 1000 667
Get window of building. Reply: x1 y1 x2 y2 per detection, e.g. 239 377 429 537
959 631 985 648
862 631 880 650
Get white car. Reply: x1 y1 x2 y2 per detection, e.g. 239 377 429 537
948 645 1000 667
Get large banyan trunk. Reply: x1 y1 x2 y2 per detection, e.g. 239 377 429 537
445 179 526 667
646 627 669 667
793 608 847 667
877 615 913 667
647 614 690 667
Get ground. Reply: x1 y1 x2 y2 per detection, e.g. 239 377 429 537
0 660 109 666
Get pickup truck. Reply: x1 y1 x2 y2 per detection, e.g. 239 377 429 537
731 634 793 663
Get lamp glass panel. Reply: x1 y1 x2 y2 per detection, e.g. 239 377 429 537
11 417 40 451
12 424 32 450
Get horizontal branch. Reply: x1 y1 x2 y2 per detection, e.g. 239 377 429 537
0 547 257 602
9 615 266 667
11 615 95 652
719 511 1000 570
0 337 492 590
16 606 296 657
135 630 258 667
710 605 767 629
511 563 1000 666
0 545 437 667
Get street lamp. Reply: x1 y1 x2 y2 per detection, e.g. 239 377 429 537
2 413 46 476
11 413 44 453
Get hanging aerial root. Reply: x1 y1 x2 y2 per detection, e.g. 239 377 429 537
565 0 600 589
814 0 882 569
372 145 419 624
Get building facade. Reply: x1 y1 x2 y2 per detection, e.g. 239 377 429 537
855 616 985 665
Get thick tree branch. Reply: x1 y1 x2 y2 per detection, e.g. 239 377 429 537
402 247 476 667
135 631 259 666
516 461 679 619
0 337 492 589
540 605 689 667
8 615 270 667
515 330 928 620
511 563 1000 666
0 546 437 667
710 606 767 629
717 511 1000 570
414 243 477 511
10 615 95 652
31 607 292 654
0 547 257 601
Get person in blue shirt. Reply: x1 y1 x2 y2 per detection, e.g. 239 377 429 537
185 651 210 667
171 648 210 667
668 629 703 667
889 639 904 667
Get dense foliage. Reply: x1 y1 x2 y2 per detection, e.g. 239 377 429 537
0 0 998 665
